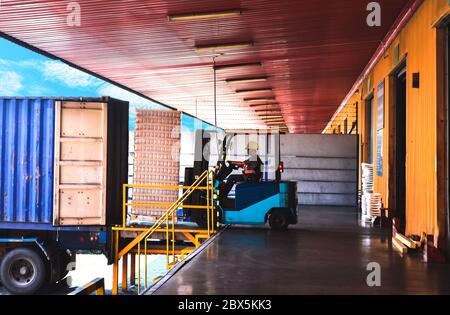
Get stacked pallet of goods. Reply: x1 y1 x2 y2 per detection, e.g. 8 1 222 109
360 163 383 223
132 109 181 223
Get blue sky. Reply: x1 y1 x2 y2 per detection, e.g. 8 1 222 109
0 37 216 132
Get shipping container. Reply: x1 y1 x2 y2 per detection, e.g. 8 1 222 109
0 97 128 229
0 97 55 227
0 96 129 294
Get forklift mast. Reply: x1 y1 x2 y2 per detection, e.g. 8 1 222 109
183 129 212 223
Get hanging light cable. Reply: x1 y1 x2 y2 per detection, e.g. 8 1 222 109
213 55 218 128
212 54 223 158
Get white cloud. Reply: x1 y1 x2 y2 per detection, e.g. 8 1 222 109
0 70 23 96
27 84 54 96
0 59 41 69
0 59 46 76
42 60 101 88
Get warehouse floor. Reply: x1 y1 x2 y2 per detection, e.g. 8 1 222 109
150 206 450 295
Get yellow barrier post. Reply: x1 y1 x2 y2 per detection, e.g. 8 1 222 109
207 174 211 237
137 241 141 295
144 235 148 289
122 185 127 228
211 180 215 234
166 216 169 269
112 230 119 295
171 213 173 263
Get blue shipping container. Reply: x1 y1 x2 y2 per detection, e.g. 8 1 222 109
0 97 55 226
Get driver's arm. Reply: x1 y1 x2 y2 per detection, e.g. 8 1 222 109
227 161 245 168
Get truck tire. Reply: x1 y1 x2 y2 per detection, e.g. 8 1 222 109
269 209 289 230
0 248 47 295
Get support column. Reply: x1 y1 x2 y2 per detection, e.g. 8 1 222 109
121 254 128 292
112 258 119 295
112 230 119 295
130 253 136 286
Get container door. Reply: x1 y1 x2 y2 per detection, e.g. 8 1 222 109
53 101 108 226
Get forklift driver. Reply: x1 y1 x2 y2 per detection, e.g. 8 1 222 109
222 141 263 198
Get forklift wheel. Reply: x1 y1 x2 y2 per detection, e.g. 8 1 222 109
269 209 289 230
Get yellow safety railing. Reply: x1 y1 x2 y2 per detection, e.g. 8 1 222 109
111 169 217 295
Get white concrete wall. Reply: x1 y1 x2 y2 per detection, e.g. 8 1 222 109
280 134 358 206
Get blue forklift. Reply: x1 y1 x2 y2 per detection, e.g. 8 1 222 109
184 131 298 230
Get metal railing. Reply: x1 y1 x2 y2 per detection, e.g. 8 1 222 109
68 278 105 295
111 169 217 295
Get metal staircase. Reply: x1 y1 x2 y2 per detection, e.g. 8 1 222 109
111 169 217 294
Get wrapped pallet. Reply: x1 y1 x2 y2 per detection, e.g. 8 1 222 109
361 163 375 222
132 109 181 222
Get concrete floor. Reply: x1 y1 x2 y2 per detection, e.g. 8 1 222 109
151 206 450 295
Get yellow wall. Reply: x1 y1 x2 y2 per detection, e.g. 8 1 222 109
326 0 449 246
325 102 357 135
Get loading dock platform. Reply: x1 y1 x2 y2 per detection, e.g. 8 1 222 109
149 206 450 295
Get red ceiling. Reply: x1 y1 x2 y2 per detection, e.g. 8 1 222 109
0 0 410 132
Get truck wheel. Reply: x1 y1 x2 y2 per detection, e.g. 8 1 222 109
269 209 289 230
0 248 46 295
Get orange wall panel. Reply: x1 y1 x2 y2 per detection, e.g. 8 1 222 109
326 0 449 246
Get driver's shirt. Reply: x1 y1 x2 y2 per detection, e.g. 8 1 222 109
243 155 263 182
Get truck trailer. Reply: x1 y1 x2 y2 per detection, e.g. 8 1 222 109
0 97 129 294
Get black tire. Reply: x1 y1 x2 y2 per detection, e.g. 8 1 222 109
269 209 289 230
0 248 47 295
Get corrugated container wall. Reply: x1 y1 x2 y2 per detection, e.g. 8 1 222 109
0 98 55 225
0 97 129 230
